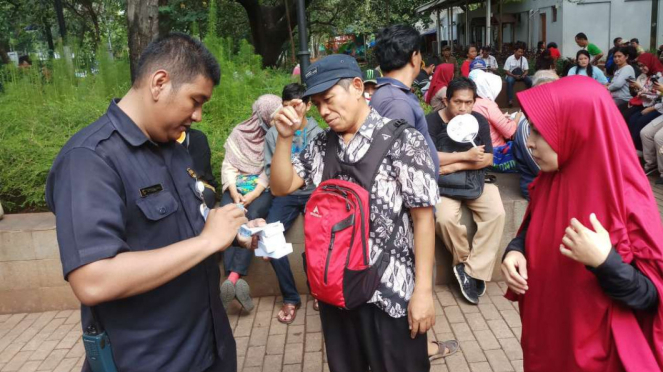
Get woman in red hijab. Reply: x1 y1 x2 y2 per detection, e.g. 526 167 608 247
502 75 663 371
424 63 454 105
621 52 663 125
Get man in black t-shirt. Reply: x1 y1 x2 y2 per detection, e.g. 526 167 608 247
413 55 439 96
425 78 506 305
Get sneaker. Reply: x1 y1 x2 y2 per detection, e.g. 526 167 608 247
453 264 479 305
235 279 255 312
220 279 235 310
476 279 486 297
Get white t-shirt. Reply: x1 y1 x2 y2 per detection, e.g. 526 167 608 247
504 55 529 73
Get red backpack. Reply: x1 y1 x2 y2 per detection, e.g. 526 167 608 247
303 120 408 309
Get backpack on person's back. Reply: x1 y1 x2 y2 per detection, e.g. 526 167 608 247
302 120 408 309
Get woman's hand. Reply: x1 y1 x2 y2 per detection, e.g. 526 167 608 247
642 106 657 115
654 81 663 94
501 251 528 295
242 189 260 206
560 214 612 268
229 187 244 204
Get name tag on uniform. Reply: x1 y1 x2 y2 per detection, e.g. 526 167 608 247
140 184 163 197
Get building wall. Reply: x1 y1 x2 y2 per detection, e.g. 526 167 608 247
462 0 657 58
558 0 652 57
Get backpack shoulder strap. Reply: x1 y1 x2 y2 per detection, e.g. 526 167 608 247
352 119 410 189
321 130 341 182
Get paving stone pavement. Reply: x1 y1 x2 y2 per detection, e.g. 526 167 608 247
0 282 522 372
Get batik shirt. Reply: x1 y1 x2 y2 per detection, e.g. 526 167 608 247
292 109 439 318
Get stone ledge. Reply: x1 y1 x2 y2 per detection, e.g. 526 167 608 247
0 173 526 313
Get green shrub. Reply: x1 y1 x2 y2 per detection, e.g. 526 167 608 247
0 38 295 213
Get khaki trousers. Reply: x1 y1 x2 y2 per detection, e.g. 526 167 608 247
435 184 505 281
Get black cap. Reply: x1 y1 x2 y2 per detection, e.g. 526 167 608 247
303 54 362 97
362 69 380 85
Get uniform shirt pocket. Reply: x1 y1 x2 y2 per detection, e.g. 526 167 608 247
136 190 179 221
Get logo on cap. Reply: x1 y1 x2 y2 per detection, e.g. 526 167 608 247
305 67 318 79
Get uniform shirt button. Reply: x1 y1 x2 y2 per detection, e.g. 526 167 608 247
158 207 167 214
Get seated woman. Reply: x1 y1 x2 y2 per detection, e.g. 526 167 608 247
425 63 455 106
461 45 478 78
220 94 282 311
608 47 636 106
534 49 555 72
502 75 663 371
547 42 561 64
625 53 663 149
567 50 608 84
468 69 521 148
511 70 559 200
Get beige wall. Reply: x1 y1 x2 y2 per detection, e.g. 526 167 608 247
0 214 79 314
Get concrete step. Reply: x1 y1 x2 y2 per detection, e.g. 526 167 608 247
0 173 527 313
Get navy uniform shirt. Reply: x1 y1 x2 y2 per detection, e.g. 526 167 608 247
45 100 236 372
371 76 440 178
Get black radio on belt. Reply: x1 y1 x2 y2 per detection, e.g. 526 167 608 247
82 308 118 372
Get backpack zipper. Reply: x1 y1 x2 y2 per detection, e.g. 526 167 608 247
322 185 368 266
324 232 336 284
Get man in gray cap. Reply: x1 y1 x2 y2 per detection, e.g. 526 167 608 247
269 54 458 372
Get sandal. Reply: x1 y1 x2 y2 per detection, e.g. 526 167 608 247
313 299 319 311
429 340 460 361
277 302 301 324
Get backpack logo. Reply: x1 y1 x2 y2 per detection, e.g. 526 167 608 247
310 206 322 218
381 134 391 141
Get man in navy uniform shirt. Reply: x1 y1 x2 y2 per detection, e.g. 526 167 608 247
46 33 259 372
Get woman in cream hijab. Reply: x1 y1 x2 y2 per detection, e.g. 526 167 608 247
468 69 522 147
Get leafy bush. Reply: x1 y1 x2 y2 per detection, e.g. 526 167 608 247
0 38 295 213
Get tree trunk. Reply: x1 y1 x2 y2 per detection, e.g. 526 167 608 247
0 40 10 65
53 0 67 41
158 0 173 36
236 0 312 67
126 0 159 83
43 16 55 56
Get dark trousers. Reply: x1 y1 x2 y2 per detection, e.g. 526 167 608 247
506 76 533 102
619 102 643 123
629 110 662 150
319 302 430 372
265 193 311 305
221 190 273 276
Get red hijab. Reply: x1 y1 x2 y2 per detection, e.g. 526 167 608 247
425 63 454 104
637 52 663 76
510 76 663 372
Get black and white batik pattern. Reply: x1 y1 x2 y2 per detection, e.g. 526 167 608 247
293 109 439 318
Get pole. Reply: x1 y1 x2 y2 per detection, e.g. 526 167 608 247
486 0 491 46
448 8 452 47
465 0 470 46
652 0 659 51
296 0 310 83
436 9 442 55
498 0 503 51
